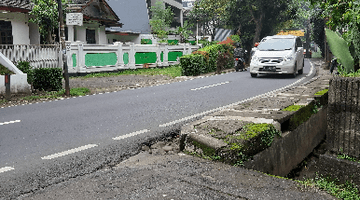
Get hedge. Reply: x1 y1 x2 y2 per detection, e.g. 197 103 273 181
32 68 63 91
180 43 234 76
17 61 63 91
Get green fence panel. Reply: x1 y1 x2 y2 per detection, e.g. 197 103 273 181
85 53 117 66
168 51 183 61
168 40 178 45
72 54 76 67
135 52 157 64
161 52 163 62
123 52 129 64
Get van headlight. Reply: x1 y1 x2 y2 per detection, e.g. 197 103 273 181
284 54 294 62
251 55 259 63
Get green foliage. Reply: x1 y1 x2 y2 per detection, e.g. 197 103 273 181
149 0 174 41
325 29 354 73
17 61 34 84
180 54 207 76
229 35 241 43
180 43 234 76
187 0 230 39
337 153 360 163
32 68 63 91
298 174 360 199
0 64 15 75
227 0 296 49
30 0 69 43
175 21 194 43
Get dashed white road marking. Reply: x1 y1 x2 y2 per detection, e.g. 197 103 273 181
191 81 230 91
41 144 98 160
0 120 21 126
0 166 15 174
113 129 149 140
160 63 315 128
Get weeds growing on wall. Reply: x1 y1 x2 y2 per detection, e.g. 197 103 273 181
297 174 360 199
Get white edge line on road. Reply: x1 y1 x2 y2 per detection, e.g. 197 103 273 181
159 62 315 128
0 120 21 126
191 81 230 91
113 129 149 140
0 166 15 174
41 144 98 160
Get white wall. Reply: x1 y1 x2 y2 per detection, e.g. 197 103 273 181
28 22 40 44
72 22 108 44
0 12 33 45
11 13 30 44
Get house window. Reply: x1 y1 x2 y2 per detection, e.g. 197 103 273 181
86 29 96 44
0 21 13 44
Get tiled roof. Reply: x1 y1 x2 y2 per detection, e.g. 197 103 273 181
0 0 32 10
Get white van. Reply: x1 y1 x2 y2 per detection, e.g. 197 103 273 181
249 35 304 78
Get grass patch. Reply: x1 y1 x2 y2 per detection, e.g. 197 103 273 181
81 65 182 79
297 174 360 199
314 89 329 96
21 87 90 101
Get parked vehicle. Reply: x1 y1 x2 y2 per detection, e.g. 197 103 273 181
249 35 304 78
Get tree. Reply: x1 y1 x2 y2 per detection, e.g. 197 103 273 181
175 21 194 43
29 0 69 44
310 0 360 71
227 0 295 53
149 0 174 42
187 0 230 41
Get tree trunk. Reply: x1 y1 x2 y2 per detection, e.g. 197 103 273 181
252 13 264 45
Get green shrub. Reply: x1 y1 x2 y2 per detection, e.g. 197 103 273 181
230 35 240 43
32 68 62 91
180 43 234 76
16 61 34 84
180 54 207 76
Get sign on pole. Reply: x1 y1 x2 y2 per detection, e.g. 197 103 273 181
66 13 83 26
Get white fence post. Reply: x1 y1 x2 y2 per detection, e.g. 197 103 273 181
128 43 136 68
116 42 124 68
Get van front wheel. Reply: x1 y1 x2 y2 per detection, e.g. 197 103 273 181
292 64 297 78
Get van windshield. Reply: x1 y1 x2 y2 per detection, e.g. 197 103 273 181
257 38 294 51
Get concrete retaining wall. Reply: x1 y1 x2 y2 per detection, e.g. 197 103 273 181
327 77 360 158
243 106 327 177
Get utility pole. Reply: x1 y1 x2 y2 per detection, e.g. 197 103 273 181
57 0 70 96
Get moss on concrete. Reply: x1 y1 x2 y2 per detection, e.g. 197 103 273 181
282 105 304 112
189 123 281 165
314 89 329 96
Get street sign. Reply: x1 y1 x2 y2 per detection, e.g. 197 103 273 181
277 30 304 37
66 13 83 26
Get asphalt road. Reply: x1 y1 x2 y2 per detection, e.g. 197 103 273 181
0 59 316 198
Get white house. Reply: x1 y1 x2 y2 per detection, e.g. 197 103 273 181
0 0 40 45
66 0 123 45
